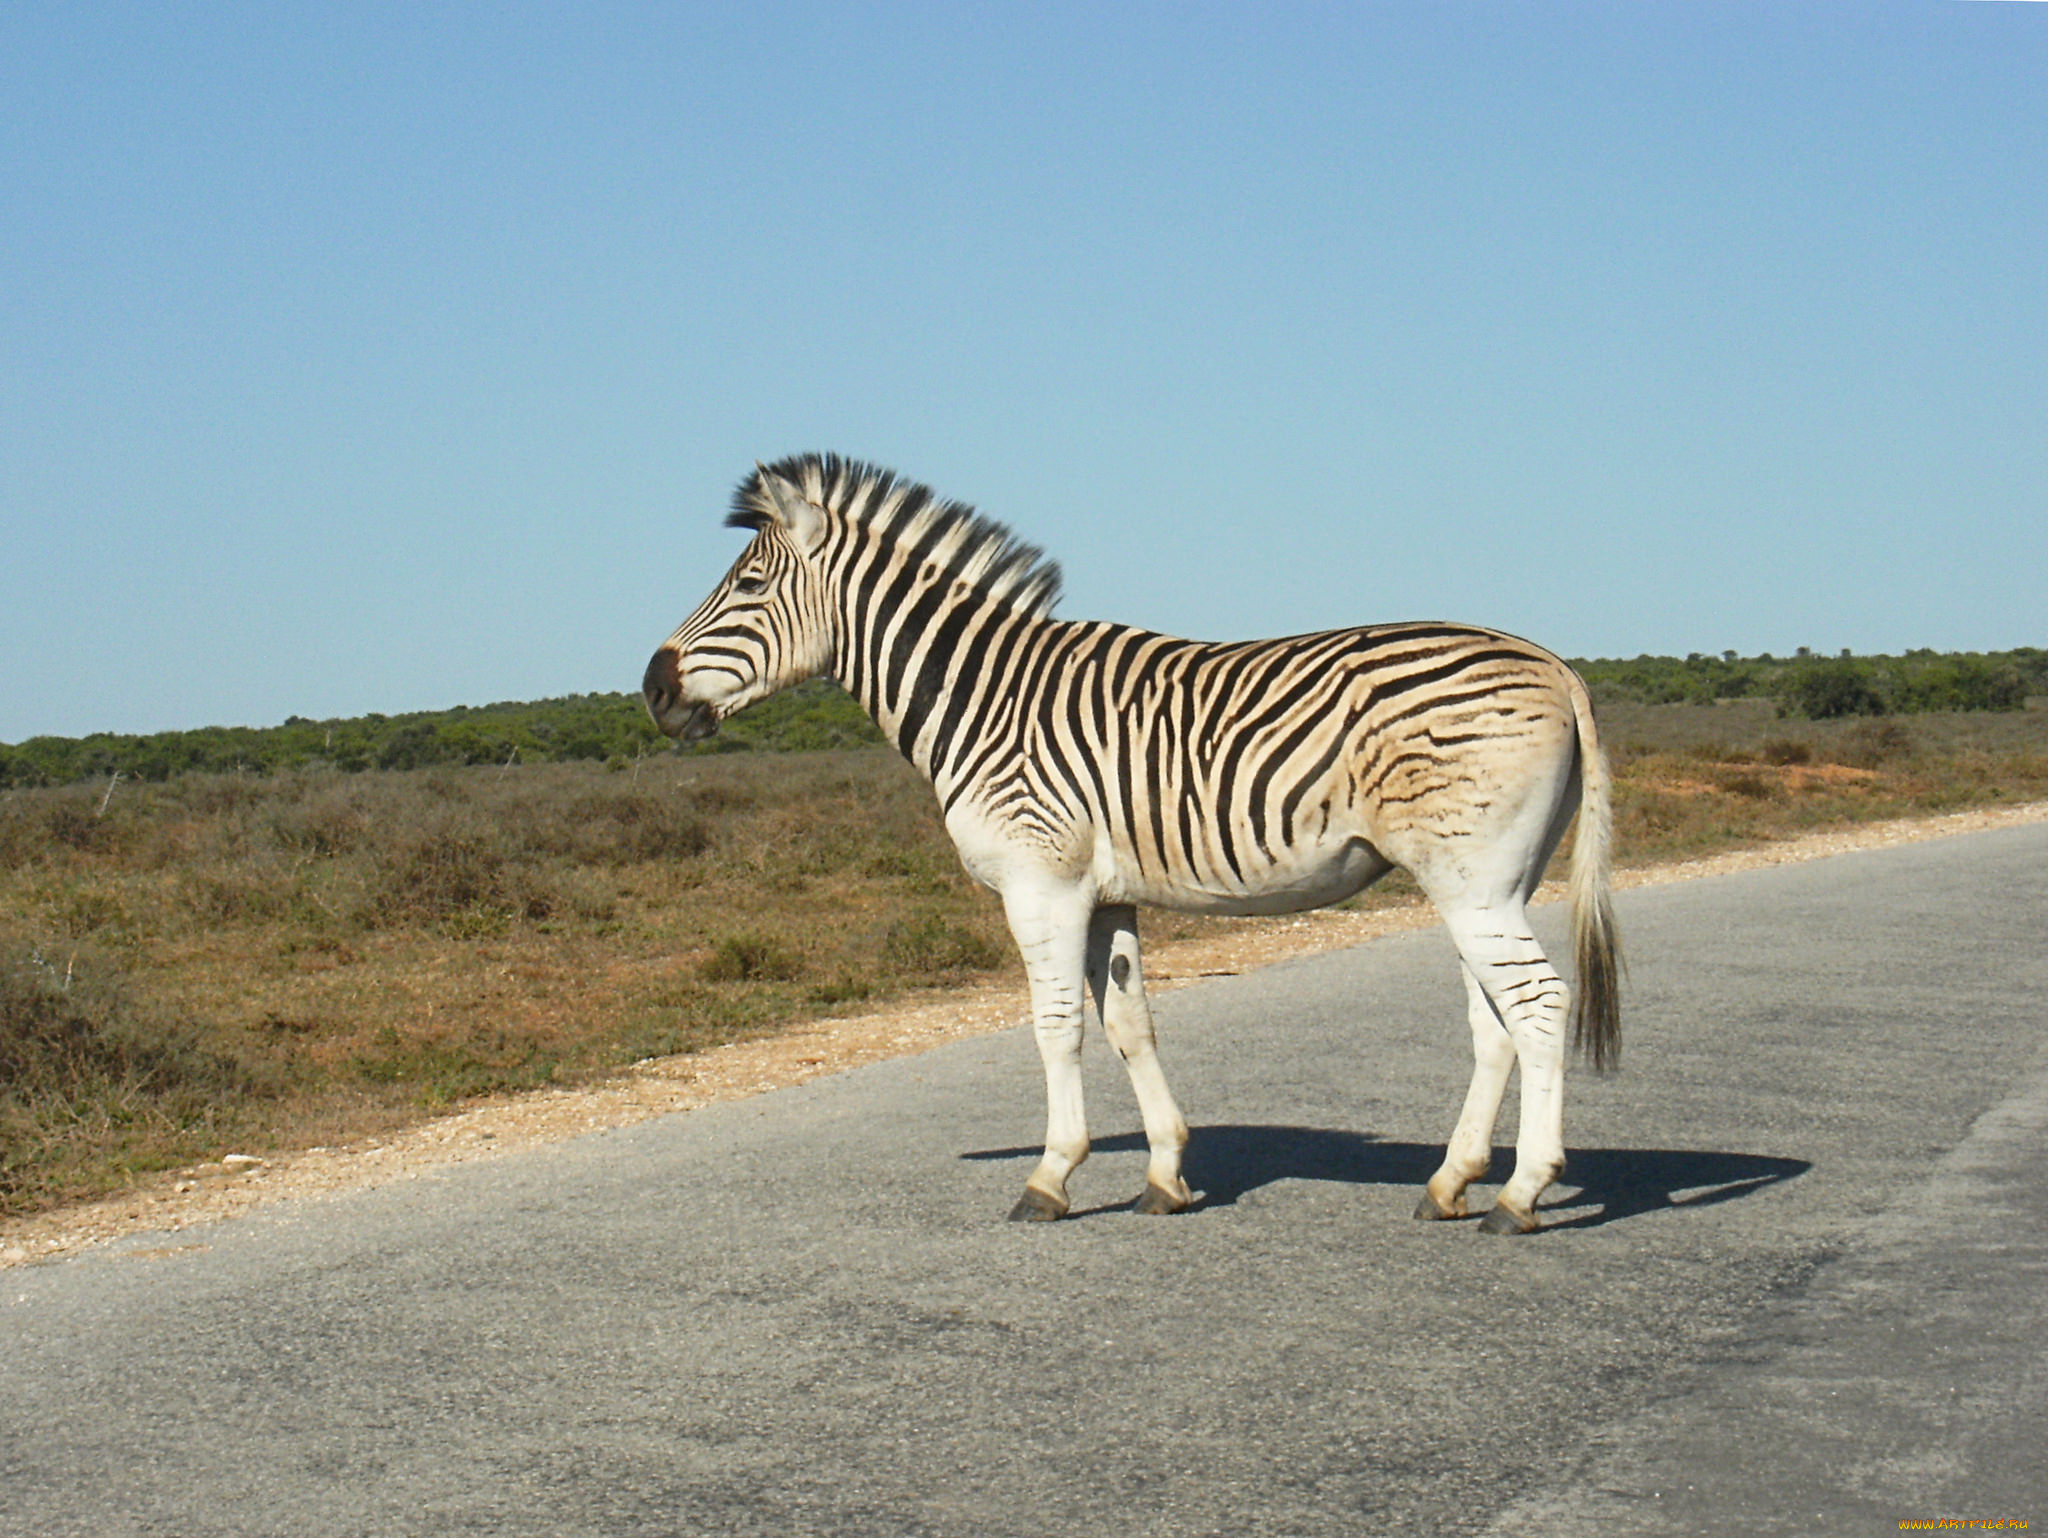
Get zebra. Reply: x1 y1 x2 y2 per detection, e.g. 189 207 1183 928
643 454 1620 1234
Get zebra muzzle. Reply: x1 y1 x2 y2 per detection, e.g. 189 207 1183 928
672 701 718 742
641 650 719 741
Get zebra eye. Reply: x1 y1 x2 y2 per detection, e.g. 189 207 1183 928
733 572 770 596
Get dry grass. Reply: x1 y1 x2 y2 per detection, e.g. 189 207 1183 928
1601 699 2048 858
0 753 1012 1213
4 700 2045 1218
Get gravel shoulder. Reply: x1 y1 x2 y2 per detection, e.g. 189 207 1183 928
7 799 2044 1270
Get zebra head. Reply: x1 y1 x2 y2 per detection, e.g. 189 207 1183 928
643 464 837 743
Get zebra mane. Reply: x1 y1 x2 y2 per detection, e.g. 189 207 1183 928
728 454 1063 618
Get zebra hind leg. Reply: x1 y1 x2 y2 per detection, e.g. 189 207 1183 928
1085 905 1192 1215
1415 964 1517 1222
1432 901 1571 1235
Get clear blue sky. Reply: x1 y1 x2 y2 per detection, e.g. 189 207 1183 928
4 3 2043 742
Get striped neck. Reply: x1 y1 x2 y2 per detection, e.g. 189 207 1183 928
828 557 1015 783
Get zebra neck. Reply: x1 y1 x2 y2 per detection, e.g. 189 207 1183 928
829 580 1047 786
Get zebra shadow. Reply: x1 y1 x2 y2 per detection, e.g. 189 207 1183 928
960 1126 1810 1229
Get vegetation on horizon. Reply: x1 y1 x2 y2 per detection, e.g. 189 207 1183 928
1574 645 2043 717
0 681 883 791
5 648 2039 791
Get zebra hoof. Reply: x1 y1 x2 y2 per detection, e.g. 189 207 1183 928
1477 1202 1539 1235
1008 1188 1067 1223
1413 1189 1467 1221
1133 1182 1190 1216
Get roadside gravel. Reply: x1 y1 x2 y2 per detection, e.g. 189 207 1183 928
6 798 2043 1270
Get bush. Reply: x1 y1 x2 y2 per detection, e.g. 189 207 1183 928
880 913 1008 976
517 787 715 866
1775 660 1888 720
345 1026 563 1105
1836 721 1916 769
1894 656 2029 714
370 827 511 921
699 934 806 983
0 788 140 867
1712 769 1780 801
267 782 380 856
359 817 599 931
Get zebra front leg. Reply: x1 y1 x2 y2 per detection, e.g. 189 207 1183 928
1085 905 1192 1215
1415 965 1516 1221
1003 881 1096 1222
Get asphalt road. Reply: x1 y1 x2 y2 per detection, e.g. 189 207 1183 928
4 824 2045 1537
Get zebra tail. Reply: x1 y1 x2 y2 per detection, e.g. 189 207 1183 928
1566 671 1622 1073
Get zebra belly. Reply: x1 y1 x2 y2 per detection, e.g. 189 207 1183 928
1105 836 1395 917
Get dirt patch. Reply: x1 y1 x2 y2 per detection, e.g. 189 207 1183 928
6 799 2043 1269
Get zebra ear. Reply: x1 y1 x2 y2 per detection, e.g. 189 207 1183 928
754 463 826 552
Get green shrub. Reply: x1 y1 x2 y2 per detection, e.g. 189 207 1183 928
1894 656 2029 713
1775 659 1888 720
699 934 806 983
880 913 1007 976
346 1025 562 1105
808 976 875 1007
